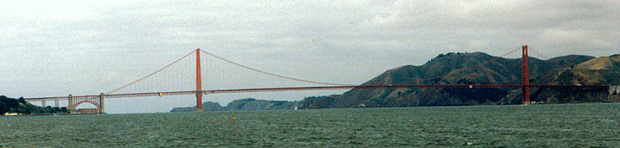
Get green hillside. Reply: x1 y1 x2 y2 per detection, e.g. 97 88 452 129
510 54 620 104
303 52 601 108
0 96 68 115
171 98 299 112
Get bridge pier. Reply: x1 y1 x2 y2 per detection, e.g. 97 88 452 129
55 99 59 107
611 86 619 96
41 100 46 107
68 94 74 113
99 93 105 113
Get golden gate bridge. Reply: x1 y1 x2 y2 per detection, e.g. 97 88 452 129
23 45 610 113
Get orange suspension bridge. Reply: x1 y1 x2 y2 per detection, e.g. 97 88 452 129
23 46 610 113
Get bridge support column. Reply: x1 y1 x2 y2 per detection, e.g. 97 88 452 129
68 94 74 114
522 45 531 104
610 86 619 96
55 99 59 107
99 93 105 113
41 100 46 107
196 48 203 111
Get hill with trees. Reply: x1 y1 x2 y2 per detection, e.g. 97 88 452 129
506 54 620 104
300 52 618 109
0 95 68 115
171 98 299 112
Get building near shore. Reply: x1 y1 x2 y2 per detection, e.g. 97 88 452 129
3 112 21 116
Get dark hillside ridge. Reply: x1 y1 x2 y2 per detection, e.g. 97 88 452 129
0 95 69 115
171 98 299 112
503 54 620 104
320 52 596 108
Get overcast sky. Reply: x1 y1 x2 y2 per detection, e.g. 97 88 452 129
1 0 618 113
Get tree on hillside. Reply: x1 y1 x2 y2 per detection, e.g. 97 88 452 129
0 95 20 114
1 95 70 115
18 97 26 104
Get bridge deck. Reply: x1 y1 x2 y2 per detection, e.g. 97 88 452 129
24 84 609 101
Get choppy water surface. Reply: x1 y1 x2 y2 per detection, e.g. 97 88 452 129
1 103 620 147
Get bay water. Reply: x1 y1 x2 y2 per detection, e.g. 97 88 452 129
1 103 619 147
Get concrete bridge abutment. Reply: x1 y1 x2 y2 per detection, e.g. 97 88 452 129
610 85 619 96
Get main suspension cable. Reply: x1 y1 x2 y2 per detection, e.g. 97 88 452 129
107 47 524 94
529 47 551 60
107 50 197 94
199 49 352 86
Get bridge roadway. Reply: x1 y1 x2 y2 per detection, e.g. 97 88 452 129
24 84 609 101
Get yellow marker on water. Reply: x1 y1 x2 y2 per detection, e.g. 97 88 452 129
158 93 163 96
469 85 473 88
232 115 236 120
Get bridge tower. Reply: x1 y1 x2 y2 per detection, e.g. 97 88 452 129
522 45 530 104
195 48 203 111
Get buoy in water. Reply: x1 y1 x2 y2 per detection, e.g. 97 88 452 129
232 115 236 120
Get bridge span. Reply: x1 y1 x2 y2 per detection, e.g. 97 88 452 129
23 46 612 113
